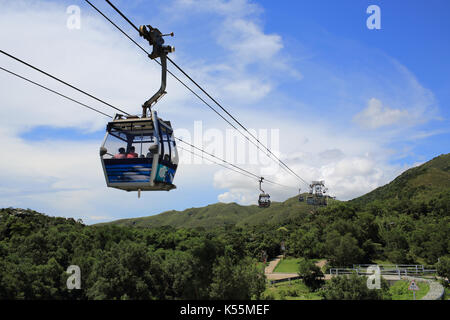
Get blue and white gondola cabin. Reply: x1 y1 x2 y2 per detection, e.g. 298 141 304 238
100 112 178 192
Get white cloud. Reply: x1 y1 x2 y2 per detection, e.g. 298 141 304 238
210 111 405 202
351 58 438 131
0 0 219 223
217 18 283 63
164 0 301 105
353 98 410 129
0 0 443 221
222 78 272 102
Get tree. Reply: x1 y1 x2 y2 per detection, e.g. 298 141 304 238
325 232 364 266
209 249 266 300
297 259 324 291
319 273 390 300
436 256 450 285
289 228 321 258
161 250 194 299
86 241 163 300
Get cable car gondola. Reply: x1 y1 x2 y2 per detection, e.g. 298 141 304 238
99 24 178 195
298 188 304 202
306 181 328 206
258 177 271 208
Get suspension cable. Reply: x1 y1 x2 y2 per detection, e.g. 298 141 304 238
99 0 310 188
84 0 246 135
178 145 257 182
0 66 112 118
166 55 310 187
0 49 130 116
179 145 295 190
175 137 296 190
1 65 295 190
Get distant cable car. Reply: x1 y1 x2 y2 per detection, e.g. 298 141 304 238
99 24 178 196
306 181 329 206
258 177 271 208
298 188 304 202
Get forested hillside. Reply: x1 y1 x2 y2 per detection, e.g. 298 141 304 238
0 208 265 299
0 153 448 299
103 195 337 229
350 153 450 205
103 155 449 232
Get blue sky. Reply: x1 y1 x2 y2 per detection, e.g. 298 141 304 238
0 0 448 223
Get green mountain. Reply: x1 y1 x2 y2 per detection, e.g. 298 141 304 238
1 153 448 300
102 153 450 229
102 193 336 228
350 153 450 206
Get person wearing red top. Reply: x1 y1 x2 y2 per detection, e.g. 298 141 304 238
127 146 138 158
113 147 126 159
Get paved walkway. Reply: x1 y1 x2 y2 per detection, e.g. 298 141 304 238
264 255 283 274
264 258 444 300
315 259 327 269
400 276 445 300
266 272 299 280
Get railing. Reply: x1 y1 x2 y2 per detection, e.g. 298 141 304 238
268 276 302 285
329 264 437 277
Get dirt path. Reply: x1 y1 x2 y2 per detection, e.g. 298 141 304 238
315 259 327 269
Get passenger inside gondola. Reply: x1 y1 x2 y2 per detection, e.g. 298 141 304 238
113 147 126 159
100 114 178 191
127 146 138 158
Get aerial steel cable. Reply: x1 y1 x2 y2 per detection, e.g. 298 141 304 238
179 144 295 190
1 66 295 190
165 56 311 187
86 1 300 183
96 0 310 188
176 137 296 190
83 0 262 139
0 49 131 116
177 145 257 182
175 137 262 180
0 66 112 118
84 0 246 134
84 1 301 186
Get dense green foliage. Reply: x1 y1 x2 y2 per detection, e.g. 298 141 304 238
105 154 449 267
262 279 322 300
436 256 450 283
297 259 324 290
285 192 449 265
285 154 450 266
102 195 337 229
0 154 448 299
0 209 265 300
319 273 391 300
350 153 450 205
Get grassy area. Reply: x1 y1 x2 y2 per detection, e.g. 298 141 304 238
262 279 322 300
273 257 326 273
262 277 434 300
273 258 301 273
389 280 430 300
443 286 450 300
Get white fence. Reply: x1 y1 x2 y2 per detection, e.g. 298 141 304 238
329 264 437 277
